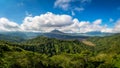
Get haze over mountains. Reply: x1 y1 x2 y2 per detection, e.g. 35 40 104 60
0 29 114 42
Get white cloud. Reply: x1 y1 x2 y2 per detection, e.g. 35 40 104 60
93 19 102 25
21 12 73 32
60 19 112 33
113 19 120 33
54 0 91 12
0 12 119 33
54 0 91 16
54 0 71 10
0 18 20 31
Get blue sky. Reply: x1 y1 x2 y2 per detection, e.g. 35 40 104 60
0 0 120 33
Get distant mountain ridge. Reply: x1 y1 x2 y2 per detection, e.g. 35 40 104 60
0 33 25 42
85 31 113 36
42 30 89 40
50 30 64 34
0 30 115 42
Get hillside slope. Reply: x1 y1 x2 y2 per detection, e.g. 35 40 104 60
21 36 93 56
1 34 120 68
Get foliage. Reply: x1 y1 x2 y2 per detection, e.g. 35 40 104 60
0 34 120 68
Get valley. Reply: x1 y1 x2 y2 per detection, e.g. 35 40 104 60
0 32 120 68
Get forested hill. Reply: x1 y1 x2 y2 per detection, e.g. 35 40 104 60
21 36 93 56
0 34 120 68
0 34 25 42
88 33 120 53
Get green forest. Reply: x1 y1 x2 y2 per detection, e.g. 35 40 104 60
0 34 120 68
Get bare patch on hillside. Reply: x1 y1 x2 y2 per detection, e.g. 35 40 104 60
82 40 95 46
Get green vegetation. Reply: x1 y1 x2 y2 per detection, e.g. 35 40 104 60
0 34 120 68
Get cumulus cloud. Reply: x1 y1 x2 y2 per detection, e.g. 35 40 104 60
60 19 112 33
93 19 102 25
0 18 20 31
22 12 104 33
0 12 119 33
21 12 73 32
113 19 120 33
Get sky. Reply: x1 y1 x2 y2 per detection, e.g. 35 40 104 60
0 0 120 33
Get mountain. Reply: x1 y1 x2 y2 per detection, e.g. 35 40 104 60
68 31 114 37
0 30 115 42
0 31 41 42
23 32 42 39
85 31 114 36
0 31 28 38
0 33 25 42
0 31 41 40
42 30 89 40
50 29 64 34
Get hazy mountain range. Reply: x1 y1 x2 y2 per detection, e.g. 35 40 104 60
0 30 114 42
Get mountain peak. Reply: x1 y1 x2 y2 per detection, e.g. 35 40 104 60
50 30 64 34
